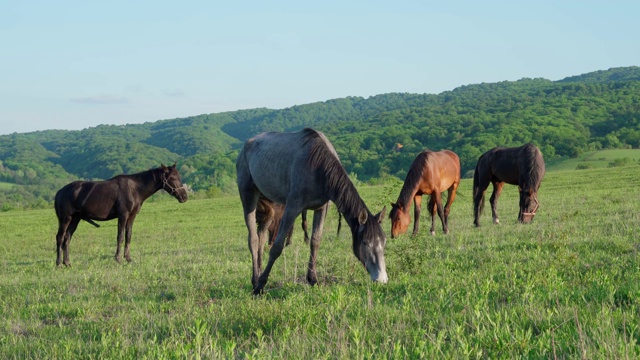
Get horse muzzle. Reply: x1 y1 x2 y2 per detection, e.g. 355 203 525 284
372 270 389 284
519 196 539 223
366 259 388 284
176 191 188 203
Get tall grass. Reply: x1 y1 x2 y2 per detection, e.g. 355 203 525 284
1 166 639 358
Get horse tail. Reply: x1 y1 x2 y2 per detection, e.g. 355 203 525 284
472 162 484 215
84 218 101 228
54 190 63 221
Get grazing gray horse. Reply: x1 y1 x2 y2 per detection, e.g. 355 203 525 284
236 128 388 294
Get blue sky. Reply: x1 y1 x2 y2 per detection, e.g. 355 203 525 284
1 0 637 135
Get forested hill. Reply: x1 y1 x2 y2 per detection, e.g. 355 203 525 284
1 66 639 209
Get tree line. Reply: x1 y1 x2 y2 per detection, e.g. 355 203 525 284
1 66 639 210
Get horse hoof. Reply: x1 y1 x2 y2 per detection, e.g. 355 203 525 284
252 286 264 296
430 231 436 236
307 274 318 286
64 262 71 267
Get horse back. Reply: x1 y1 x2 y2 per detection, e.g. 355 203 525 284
477 144 544 186
420 150 461 192
55 180 121 221
238 130 333 206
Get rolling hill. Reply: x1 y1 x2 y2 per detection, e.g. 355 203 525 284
1 66 639 209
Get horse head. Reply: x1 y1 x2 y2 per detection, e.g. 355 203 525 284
389 202 410 238
518 187 539 223
161 163 188 203
354 206 388 284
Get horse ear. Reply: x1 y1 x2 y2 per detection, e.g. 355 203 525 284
518 186 522 192
358 209 368 225
172 162 177 168
375 206 387 224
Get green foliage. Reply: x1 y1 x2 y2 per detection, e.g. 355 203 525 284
1 66 640 209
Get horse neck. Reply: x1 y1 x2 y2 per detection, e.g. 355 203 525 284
131 169 163 200
520 147 545 191
395 152 427 214
326 175 369 232
395 182 419 216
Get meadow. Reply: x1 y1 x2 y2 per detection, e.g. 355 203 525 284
1 165 639 359
546 149 640 171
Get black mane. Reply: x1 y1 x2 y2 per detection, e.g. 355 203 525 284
303 128 368 224
396 150 431 207
519 143 545 191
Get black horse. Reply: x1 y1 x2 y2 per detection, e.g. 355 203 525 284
54 163 188 266
473 144 545 226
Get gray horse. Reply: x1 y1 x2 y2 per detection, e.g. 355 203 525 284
236 128 388 294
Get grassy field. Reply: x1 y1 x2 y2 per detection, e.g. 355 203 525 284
1 165 639 358
546 149 640 171
0 181 15 190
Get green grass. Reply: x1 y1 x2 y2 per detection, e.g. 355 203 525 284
0 181 15 190
546 149 640 171
1 166 639 358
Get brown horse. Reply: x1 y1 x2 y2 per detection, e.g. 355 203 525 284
256 197 307 247
237 128 387 294
389 150 461 237
257 198 343 247
54 164 188 266
473 143 545 226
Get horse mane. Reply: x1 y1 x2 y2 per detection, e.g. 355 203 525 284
519 143 544 191
396 150 430 207
108 166 163 187
303 128 367 221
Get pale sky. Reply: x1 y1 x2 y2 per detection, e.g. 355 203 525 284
1 0 637 135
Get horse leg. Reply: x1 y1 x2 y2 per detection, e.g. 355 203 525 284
56 216 71 266
412 195 422 237
114 215 127 263
62 217 80 267
240 192 261 289
259 214 272 249
490 182 504 224
473 179 489 227
300 210 310 243
254 206 300 295
428 195 437 235
442 182 459 234
433 192 446 235
307 204 328 286
124 213 138 263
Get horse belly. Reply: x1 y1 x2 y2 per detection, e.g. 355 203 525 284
250 169 291 204
246 148 298 202
75 186 118 220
